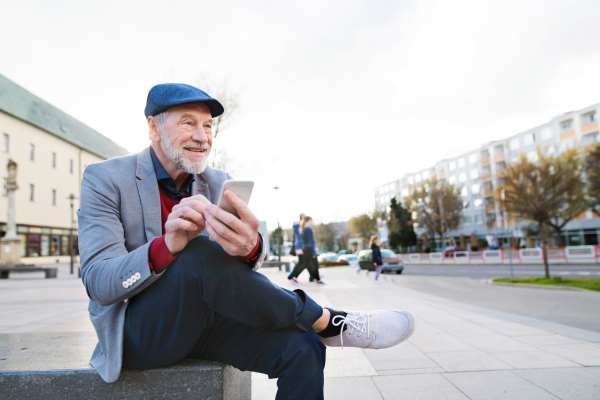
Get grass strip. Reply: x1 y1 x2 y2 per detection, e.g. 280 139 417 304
493 276 600 292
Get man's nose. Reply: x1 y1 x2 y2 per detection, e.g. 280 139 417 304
191 126 208 142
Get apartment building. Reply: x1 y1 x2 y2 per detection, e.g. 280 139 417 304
375 102 600 249
0 74 129 262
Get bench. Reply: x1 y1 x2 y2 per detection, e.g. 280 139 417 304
262 261 291 272
0 332 251 399
0 267 58 279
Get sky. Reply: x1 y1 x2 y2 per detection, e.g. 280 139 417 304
1 0 600 230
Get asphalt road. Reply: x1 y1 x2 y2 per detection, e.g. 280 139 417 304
390 267 600 333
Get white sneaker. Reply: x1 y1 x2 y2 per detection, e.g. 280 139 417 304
319 310 416 349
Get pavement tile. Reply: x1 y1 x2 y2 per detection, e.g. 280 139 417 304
460 334 538 352
410 333 476 353
513 334 584 346
251 378 278 400
438 321 499 337
583 366 600 377
363 342 439 371
376 368 446 375
539 343 600 366
324 347 378 378
324 377 383 400
426 350 513 372
444 370 560 399
491 351 580 369
513 367 600 400
372 373 469 400
482 321 550 336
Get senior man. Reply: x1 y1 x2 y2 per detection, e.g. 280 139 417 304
78 83 416 400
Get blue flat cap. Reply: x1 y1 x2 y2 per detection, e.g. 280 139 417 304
144 83 224 118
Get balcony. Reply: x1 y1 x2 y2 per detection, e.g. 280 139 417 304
480 157 490 165
438 172 446 179
560 129 575 141
582 121 598 133
482 173 492 181
484 189 493 196
494 152 505 161
496 169 507 178
486 221 495 228
486 205 495 213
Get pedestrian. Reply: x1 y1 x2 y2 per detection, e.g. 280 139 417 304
290 216 324 285
78 83 416 399
288 214 317 284
371 235 383 280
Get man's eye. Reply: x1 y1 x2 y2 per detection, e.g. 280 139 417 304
185 121 193 125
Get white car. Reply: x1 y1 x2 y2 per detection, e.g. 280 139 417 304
317 252 339 262
337 254 358 266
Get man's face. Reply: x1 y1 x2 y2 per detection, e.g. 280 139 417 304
157 103 213 174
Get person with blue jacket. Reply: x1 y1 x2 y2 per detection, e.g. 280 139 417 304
291 216 324 285
288 214 317 283
371 235 383 280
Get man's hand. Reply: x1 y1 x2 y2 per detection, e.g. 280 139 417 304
164 195 211 255
204 189 260 257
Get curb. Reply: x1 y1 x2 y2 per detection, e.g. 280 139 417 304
485 278 595 292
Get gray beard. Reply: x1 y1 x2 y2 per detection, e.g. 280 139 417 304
160 129 211 175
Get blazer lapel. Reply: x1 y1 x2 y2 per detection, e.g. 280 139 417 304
136 147 162 242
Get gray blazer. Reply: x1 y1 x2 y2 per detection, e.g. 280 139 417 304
77 146 265 383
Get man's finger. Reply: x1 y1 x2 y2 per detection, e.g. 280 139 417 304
205 222 235 252
205 212 243 245
170 207 205 227
204 204 244 233
166 218 198 233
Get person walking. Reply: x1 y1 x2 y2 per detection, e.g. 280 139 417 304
291 216 324 285
371 235 383 280
288 214 317 284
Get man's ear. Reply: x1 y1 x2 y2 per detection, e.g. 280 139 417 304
148 117 160 142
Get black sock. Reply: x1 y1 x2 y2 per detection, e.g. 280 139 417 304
318 308 348 338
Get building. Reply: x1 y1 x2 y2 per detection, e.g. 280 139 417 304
375 102 599 250
0 74 128 262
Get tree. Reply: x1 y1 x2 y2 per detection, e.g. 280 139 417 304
195 75 240 169
314 223 336 252
349 212 377 243
387 196 417 252
546 149 587 246
498 149 583 279
405 177 463 250
269 227 284 255
585 145 600 217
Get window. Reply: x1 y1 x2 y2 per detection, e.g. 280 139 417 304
461 187 468 197
581 111 597 124
462 216 471 226
469 153 478 164
458 158 465 168
70 159 74 174
482 165 491 175
422 171 429 179
470 169 479 179
483 181 493 190
509 138 519 150
3 133 9 153
29 144 35 161
52 189 57 206
541 126 553 140
559 120 573 131
401 188 409 197
52 152 57 169
494 145 504 155
471 183 481 194
459 172 467 182
481 150 490 158
408 176 414 185
474 198 483 208
463 201 470 209
485 197 494 206
523 133 535 146
496 161 506 170
526 150 538 163
449 161 456 171
29 184 35 202
449 175 457 185
415 174 422 183
474 214 483 224
583 132 600 146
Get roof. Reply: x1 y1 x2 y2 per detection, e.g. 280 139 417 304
0 74 129 160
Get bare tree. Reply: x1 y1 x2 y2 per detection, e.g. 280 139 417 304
498 148 584 279
195 75 240 169
585 145 600 217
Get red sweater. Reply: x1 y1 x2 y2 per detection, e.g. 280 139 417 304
148 187 261 273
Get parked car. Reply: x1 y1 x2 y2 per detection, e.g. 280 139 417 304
317 252 339 262
443 246 460 257
337 254 358 266
357 249 404 274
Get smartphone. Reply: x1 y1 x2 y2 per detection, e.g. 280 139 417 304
217 180 254 219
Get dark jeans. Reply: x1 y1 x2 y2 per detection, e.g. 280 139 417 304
292 248 320 281
289 253 316 280
122 236 326 400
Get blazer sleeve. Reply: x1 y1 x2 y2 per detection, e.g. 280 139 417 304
77 163 162 307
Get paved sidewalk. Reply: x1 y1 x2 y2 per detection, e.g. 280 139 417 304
254 266 600 400
1 263 599 399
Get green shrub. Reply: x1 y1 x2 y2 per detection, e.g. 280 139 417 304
319 260 350 267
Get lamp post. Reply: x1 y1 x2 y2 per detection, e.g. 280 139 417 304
1 160 22 265
273 186 281 263
67 194 77 275
501 189 514 278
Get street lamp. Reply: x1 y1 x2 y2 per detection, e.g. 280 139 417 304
67 194 77 275
501 189 514 278
273 186 281 263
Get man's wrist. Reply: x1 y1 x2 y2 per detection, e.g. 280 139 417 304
237 233 261 261
149 235 178 274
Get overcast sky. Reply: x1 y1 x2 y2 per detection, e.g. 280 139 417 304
1 0 600 230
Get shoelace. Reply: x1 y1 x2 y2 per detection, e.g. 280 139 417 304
331 311 371 348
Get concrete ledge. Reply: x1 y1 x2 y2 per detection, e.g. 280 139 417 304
0 267 57 279
486 278 594 292
0 332 250 399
